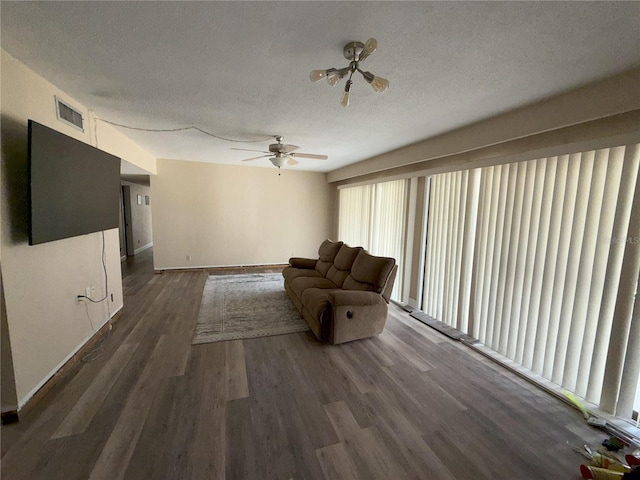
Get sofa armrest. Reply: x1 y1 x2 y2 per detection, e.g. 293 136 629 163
289 257 317 269
329 290 383 307
327 290 388 344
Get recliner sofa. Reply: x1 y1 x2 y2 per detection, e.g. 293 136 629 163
282 239 397 344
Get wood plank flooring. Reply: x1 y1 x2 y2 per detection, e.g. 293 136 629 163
1 248 603 479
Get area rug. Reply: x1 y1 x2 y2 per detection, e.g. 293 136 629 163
192 273 308 345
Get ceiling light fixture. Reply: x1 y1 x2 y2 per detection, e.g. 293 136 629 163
269 154 287 168
310 38 389 108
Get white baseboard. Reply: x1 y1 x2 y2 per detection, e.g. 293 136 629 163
134 242 153 255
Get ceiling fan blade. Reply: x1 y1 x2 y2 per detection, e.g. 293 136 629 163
241 155 269 162
281 144 300 153
231 148 270 154
287 158 299 166
290 152 329 160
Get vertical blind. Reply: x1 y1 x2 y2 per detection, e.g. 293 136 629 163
421 144 640 418
338 179 408 301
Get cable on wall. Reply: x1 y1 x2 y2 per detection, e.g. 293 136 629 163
80 231 112 363
95 117 274 144
80 231 109 304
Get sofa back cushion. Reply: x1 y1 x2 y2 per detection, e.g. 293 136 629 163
315 239 343 276
326 245 362 287
343 250 395 293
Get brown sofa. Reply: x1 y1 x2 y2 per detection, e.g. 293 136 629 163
282 239 397 344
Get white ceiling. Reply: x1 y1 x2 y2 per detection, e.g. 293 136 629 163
2 1 639 173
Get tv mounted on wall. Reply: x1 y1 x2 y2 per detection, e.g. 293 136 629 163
28 120 121 245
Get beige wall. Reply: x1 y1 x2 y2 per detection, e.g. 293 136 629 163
1 263 18 412
329 68 640 184
152 159 334 269
1 50 156 407
95 120 156 175
122 182 154 254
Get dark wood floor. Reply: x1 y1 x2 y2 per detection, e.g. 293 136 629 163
1 248 603 479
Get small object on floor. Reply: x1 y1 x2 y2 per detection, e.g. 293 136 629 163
602 437 625 452
573 444 594 459
588 416 608 428
590 452 631 473
627 454 640 467
580 464 624 479
564 391 591 419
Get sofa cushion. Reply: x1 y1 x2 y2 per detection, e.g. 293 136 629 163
315 260 333 276
342 275 373 292
325 245 362 287
290 276 338 300
334 245 362 270
325 266 350 288
282 266 323 283
318 239 343 262
348 250 396 293
314 240 343 277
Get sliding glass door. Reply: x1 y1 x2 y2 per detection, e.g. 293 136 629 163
420 144 640 419
338 179 408 301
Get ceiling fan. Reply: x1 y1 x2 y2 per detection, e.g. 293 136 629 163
231 136 328 169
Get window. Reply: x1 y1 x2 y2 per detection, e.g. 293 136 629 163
339 180 408 301
421 144 640 419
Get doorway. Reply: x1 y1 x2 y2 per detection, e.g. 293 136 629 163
120 185 135 258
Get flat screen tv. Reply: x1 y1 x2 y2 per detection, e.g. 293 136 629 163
28 120 121 245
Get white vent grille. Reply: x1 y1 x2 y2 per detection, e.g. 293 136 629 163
55 96 84 131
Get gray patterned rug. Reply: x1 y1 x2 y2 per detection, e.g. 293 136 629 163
192 273 308 344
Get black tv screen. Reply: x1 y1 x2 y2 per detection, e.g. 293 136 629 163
28 120 121 245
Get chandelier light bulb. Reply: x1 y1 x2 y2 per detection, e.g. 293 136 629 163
327 70 341 86
370 75 389 93
340 91 350 108
364 38 378 55
309 69 327 82
341 80 352 108
360 70 389 93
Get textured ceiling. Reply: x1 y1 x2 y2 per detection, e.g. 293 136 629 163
2 1 640 173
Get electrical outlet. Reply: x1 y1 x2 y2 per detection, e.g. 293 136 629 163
85 286 92 298
186 255 191 261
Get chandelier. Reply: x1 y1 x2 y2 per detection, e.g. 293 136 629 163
310 38 389 108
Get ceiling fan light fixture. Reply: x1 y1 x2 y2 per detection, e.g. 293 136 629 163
269 156 287 168
233 136 328 169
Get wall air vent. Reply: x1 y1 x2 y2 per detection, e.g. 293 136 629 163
54 96 84 132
